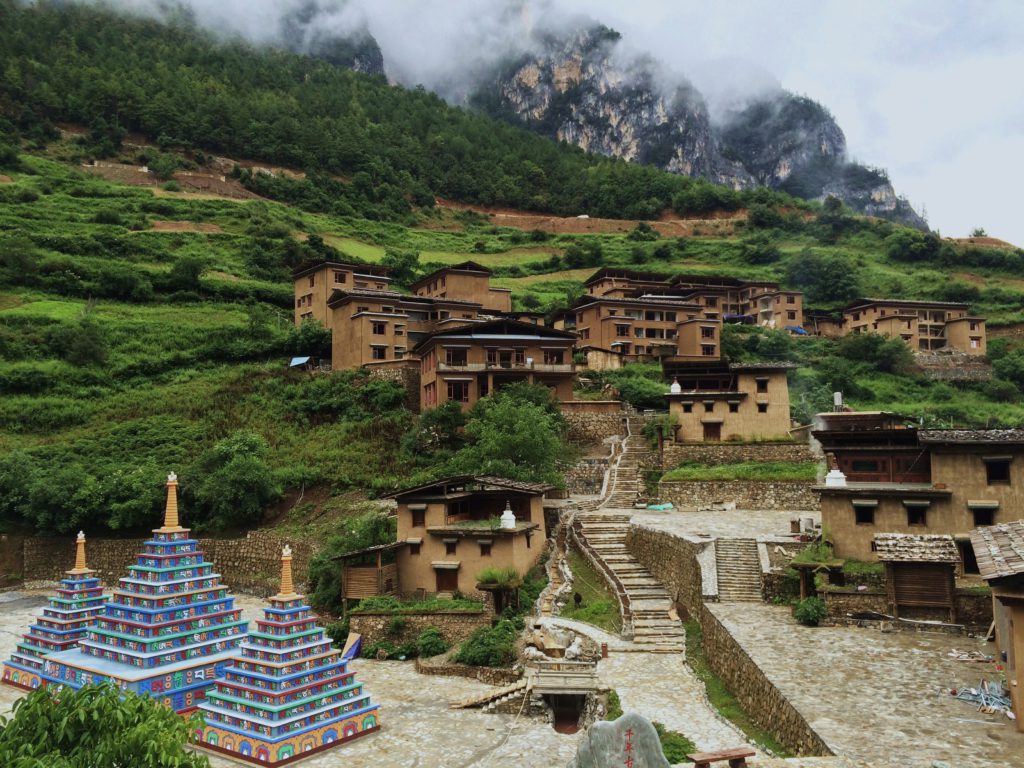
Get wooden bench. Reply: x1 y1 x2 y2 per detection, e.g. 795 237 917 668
686 747 756 768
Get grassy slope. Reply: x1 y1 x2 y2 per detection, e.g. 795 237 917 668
3 145 1024 536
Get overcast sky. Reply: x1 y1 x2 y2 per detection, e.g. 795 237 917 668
114 0 1024 245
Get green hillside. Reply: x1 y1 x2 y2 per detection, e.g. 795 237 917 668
3 1 1024 540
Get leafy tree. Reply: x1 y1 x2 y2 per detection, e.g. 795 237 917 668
285 318 332 357
62 312 108 367
836 333 914 375
379 248 420 287
738 232 781 264
746 203 783 229
970 227 987 237
446 384 569 485
186 431 282 530
627 221 660 241
784 250 861 305
401 400 468 462
0 683 208 768
884 229 941 262
308 509 396 613
166 255 207 292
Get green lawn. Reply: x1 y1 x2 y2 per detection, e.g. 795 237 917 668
662 461 821 483
560 549 623 633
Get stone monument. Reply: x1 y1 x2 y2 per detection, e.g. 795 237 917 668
567 711 670 768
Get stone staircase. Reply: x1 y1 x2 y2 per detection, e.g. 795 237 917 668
574 513 685 653
714 539 763 603
450 678 530 710
600 419 652 510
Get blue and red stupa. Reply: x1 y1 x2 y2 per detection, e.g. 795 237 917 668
2 531 106 691
197 546 380 765
33 472 248 712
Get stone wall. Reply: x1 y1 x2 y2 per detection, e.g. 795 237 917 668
626 525 830 757
560 401 626 445
349 610 492 649
822 587 992 631
414 655 521 685
700 606 832 756
658 481 819 511
565 458 609 496
15 531 320 597
0 534 24 588
661 441 815 468
366 363 422 412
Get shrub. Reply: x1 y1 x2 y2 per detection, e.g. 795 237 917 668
604 689 623 720
91 209 124 225
454 619 517 667
387 616 407 637
416 628 448 658
794 596 827 626
652 721 698 763
325 619 350 648
476 566 521 587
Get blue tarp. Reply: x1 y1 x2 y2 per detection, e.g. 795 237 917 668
289 356 312 367
785 325 809 335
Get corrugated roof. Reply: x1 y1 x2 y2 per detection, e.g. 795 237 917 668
969 520 1024 580
873 533 959 563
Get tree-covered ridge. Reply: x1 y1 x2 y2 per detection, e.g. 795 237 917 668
0 0 802 222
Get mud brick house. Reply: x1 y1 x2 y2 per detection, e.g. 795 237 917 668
292 261 392 329
385 476 552 599
969 520 1024 731
838 298 986 355
815 412 1024 565
662 361 795 442
415 318 577 410
409 261 512 314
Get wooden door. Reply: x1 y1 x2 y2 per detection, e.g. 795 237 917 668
435 568 458 592
703 422 721 441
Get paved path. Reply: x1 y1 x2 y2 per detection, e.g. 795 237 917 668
709 602 1024 768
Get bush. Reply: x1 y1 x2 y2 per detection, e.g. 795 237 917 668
652 721 698 763
454 619 518 667
416 628 449 658
387 616 407 637
476 566 521 587
794 596 827 626
604 689 623 720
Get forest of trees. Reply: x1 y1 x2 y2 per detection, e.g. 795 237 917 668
0 0 803 222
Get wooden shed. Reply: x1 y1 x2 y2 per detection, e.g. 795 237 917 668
874 533 959 623
334 542 403 615
969 519 1024 731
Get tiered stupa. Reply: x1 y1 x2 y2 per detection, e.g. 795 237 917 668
197 546 380 765
2 531 106 691
35 473 247 712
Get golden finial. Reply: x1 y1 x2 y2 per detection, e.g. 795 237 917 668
159 472 183 531
69 530 91 574
275 545 297 599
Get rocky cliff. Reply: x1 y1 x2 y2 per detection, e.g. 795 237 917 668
472 24 924 228
278 1 385 76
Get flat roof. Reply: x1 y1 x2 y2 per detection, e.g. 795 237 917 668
843 297 970 311
384 475 554 500
292 260 390 280
919 429 1024 445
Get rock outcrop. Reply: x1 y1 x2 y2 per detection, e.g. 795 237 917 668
473 23 924 228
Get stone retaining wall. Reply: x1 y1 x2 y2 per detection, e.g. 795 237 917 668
349 610 492 649
658 481 819 511
365 364 421 412
565 458 609 495
560 402 626 445
822 588 992 631
13 531 320 597
626 525 830 756
414 655 521 685
661 442 815 468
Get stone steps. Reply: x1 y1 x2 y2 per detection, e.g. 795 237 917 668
715 538 763 603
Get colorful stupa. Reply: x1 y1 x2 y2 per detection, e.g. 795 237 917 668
35 472 248 712
2 531 106 691
197 546 380 765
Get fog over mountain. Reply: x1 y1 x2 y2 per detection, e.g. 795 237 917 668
55 0 1024 243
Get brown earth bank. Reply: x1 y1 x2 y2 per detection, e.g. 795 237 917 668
950 236 1019 249
433 198 744 236
0 175 12 183
149 220 224 234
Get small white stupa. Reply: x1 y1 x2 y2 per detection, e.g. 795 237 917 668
669 376 681 394
500 500 517 529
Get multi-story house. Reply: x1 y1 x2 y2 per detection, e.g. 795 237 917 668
415 318 577 410
292 261 392 329
390 476 550 599
814 411 1024 566
326 289 482 369
663 361 795 442
839 298 986 354
410 261 513 314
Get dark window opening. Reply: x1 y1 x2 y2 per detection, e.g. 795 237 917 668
728 402 739 413
409 543 421 555
480 542 492 557
855 507 875 525
411 509 425 527
371 346 387 360
757 403 768 413
972 508 996 526
445 348 467 366
445 541 457 556
907 508 927 526
447 381 470 403
756 378 769 393
682 403 693 414
986 459 1011 485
